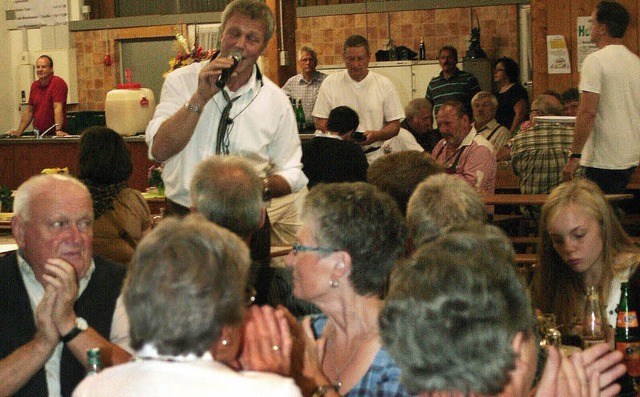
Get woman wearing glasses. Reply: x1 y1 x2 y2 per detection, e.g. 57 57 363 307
285 182 410 396
493 56 529 134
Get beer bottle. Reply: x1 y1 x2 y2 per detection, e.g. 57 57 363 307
419 37 426 60
582 286 606 349
295 99 306 132
86 347 102 376
615 281 640 396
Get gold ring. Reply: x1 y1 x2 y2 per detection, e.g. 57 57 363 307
272 345 280 351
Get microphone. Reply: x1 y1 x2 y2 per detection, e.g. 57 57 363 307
39 123 59 138
215 51 243 89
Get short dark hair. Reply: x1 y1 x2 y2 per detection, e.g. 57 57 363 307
495 57 519 83
78 126 132 184
303 182 407 296
37 55 53 68
367 151 444 215
438 100 469 120
561 87 579 104
438 46 458 62
596 1 629 38
327 106 359 135
343 34 370 56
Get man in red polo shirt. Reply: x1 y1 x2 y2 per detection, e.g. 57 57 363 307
9 55 68 137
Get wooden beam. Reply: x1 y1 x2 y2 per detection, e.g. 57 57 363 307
264 0 298 86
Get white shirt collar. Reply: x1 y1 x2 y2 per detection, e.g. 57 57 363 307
134 343 214 362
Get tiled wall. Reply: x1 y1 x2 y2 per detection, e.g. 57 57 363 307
72 30 119 111
71 4 518 110
297 5 519 67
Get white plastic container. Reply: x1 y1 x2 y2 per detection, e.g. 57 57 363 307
105 84 156 136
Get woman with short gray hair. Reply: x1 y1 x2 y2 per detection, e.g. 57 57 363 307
285 182 410 396
74 214 301 396
380 224 626 396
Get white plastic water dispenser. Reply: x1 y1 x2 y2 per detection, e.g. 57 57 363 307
105 83 156 136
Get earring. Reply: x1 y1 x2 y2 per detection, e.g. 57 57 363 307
330 279 339 288
221 339 230 346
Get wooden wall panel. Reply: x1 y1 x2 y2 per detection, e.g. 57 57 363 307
265 0 298 86
531 0 640 97
546 0 572 95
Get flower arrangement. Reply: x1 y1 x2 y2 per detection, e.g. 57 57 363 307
164 31 216 77
148 165 164 194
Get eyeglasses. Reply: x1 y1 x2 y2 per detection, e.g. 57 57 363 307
291 242 338 255
494 68 506 71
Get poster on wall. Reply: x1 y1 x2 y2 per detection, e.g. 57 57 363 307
547 35 571 74
577 16 598 72
6 0 68 29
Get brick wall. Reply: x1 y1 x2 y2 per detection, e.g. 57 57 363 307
70 4 519 110
72 30 118 111
297 5 519 68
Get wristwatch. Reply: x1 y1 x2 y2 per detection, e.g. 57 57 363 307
61 317 88 344
569 152 582 159
262 177 272 203
184 102 201 114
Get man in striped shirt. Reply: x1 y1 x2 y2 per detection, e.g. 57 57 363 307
426 46 481 116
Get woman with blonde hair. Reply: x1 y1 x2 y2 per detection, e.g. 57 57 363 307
531 178 639 336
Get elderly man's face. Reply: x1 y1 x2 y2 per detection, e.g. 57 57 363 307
14 180 94 279
408 107 433 135
437 105 470 148
472 97 496 127
298 51 317 75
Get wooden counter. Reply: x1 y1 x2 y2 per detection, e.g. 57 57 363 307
483 193 633 206
0 135 158 191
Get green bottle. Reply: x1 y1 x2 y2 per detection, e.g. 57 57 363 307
295 99 306 132
86 347 102 376
615 281 640 396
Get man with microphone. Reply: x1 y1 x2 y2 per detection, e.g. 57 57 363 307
147 0 306 210
146 0 307 264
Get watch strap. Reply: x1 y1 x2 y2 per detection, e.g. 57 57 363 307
61 317 88 344
569 152 582 159
61 326 82 344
